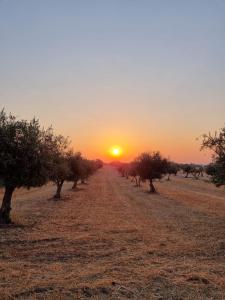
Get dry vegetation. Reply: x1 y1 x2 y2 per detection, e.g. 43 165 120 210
1 166 225 299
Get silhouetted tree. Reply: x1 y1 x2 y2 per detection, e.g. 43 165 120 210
0 110 55 224
68 156 102 188
201 128 225 187
49 135 70 199
68 152 82 189
205 163 217 177
166 162 179 180
117 163 129 178
180 164 193 178
128 161 139 186
79 159 97 184
191 165 204 179
95 159 104 169
180 163 204 179
136 152 168 193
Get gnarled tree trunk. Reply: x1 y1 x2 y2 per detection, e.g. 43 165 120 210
54 181 64 199
149 179 156 193
0 186 15 224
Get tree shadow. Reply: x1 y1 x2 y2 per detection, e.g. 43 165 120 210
71 187 85 192
47 194 72 201
0 222 29 229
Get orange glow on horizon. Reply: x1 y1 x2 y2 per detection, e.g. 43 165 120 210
68 129 211 164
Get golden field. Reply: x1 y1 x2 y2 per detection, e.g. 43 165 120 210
0 166 225 299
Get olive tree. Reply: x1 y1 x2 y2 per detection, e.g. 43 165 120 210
180 164 193 178
95 159 104 170
0 110 55 224
205 163 217 177
79 159 98 183
128 161 139 186
68 156 102 189
136 152 168 193
117 163 129 178
191 165 204 179
166 162 179 181
49 136 71 199
201 128 225 187
68 152 82 189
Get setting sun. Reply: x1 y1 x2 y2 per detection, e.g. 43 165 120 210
110 146 122 158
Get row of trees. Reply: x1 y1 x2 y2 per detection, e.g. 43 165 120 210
179 164 204 179
116 157 209 192
115 126 225 193
116 152 169 193
0 110 103 224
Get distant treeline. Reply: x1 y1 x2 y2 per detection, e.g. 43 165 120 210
0 109 103 224
111 126 225 194
111 157 206 193
0 108 224 224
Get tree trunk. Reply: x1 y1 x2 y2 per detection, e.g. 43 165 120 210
134 177 138 186
195 173 199 179
149 179 156 193
0 186 15 224
54 181 64 199
138 177 141 187
167 174 170 181
72 180 78 190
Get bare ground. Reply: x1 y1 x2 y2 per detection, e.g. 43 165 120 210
0 166 225 299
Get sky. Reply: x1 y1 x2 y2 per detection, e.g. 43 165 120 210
0 0 225 163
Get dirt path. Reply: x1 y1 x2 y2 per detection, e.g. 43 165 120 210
0 166 225 299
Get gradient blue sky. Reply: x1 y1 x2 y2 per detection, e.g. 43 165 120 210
0 0 225 162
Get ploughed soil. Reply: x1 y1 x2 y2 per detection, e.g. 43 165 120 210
0 166 225 299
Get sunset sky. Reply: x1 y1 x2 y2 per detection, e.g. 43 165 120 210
0 1 225 163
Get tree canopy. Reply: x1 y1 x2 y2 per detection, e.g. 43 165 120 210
202 128 225 187
0 110 58 223
136 152 168 192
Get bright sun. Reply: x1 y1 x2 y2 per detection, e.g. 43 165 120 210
110 146 122 158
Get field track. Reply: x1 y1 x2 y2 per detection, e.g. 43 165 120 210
1 166 225 299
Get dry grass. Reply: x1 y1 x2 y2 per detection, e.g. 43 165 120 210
0 166 225 299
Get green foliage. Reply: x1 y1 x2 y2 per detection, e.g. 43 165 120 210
0 109 102 220
128 161 139 178
201 127 225 187
205 161 225 187
136 152 168 181
166 162 179 180
49 135 70 184
179 163 203 178
68 154 102 188
180 163 193 175
136 152 168 192
205 163 217 177
0 109 55 189
167 162 179 175
68 152 83 188
79 159 95 182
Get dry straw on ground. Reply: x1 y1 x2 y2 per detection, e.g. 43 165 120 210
0 166 225 299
